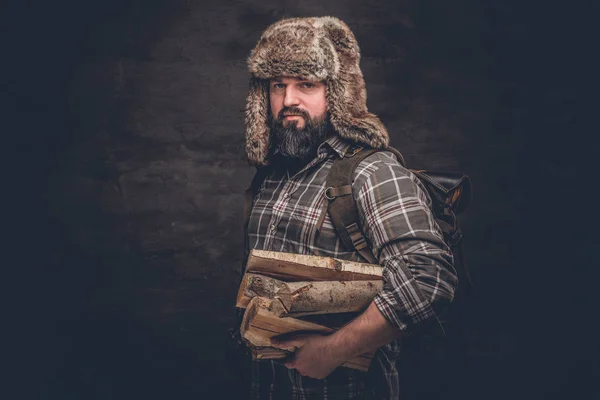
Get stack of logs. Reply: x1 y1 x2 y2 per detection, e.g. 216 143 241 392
236 249 383 371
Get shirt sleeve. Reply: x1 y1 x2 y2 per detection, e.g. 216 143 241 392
352 151 458 334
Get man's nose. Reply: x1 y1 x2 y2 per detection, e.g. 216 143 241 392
283 86 300 107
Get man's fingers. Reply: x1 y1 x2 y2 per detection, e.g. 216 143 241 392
283 353 296 369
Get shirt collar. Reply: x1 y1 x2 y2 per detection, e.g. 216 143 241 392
317 134 352 159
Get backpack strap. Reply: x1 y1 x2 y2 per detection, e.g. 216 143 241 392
317 145 406 265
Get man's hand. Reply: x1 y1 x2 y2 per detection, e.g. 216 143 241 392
271 333 345 379
271 302 403 380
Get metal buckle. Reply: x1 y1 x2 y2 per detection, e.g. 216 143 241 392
324 187 336 200
345 146 363 158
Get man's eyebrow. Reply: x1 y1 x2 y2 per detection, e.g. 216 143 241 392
272 77 283 82
299 79 322 85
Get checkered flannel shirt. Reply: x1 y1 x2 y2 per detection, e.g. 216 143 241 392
246 135 457 399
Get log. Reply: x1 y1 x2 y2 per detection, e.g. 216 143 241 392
240 297 374 371
246 250 382 282
236 273 252 308
237 273 382 317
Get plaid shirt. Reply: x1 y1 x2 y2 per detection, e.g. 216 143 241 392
246 135 457 399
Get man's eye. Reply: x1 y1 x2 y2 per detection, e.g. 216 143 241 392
301 82 315 89
273 83 285 89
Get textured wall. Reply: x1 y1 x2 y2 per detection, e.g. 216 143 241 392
6 0 596 399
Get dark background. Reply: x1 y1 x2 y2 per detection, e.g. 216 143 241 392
4 0 597 399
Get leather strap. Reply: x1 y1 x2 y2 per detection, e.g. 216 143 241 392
315 185 353 230
323 146 382 264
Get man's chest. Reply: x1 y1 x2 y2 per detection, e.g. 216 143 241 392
247 163 360 261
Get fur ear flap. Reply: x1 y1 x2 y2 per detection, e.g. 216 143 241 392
327 79 390 149
245 78 270 167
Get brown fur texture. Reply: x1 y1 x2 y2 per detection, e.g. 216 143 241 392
245 16 390 166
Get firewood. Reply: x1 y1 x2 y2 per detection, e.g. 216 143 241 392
237 273 382 317
245 250 382 282
236 273 252 308
240 297 374 372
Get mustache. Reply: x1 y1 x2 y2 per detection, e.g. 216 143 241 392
277 107 309 120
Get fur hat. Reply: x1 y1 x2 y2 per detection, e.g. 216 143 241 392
245 16 390 166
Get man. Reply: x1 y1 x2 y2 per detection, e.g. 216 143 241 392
243 16 457 399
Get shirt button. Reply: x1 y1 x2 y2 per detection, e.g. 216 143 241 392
270 224 277 232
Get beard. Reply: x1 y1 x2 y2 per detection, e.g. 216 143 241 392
269 107 332 170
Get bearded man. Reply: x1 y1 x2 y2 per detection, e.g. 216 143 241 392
242 16 457 399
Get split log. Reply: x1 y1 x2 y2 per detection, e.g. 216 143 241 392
246 250 382 282
240 297 374 371
235 273 252 309
237 273 382 317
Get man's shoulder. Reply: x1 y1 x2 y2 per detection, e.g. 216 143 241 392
348 149 433 207
351 149 412 185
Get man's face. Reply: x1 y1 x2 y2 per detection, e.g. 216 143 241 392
268 77 331 165
269 77 327 129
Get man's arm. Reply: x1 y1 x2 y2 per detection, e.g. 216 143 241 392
272 301 401 379
354 151 457 332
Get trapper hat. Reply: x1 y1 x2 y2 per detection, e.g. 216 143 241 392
245 16 390 166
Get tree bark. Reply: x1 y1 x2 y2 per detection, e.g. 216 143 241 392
238 273 382 317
